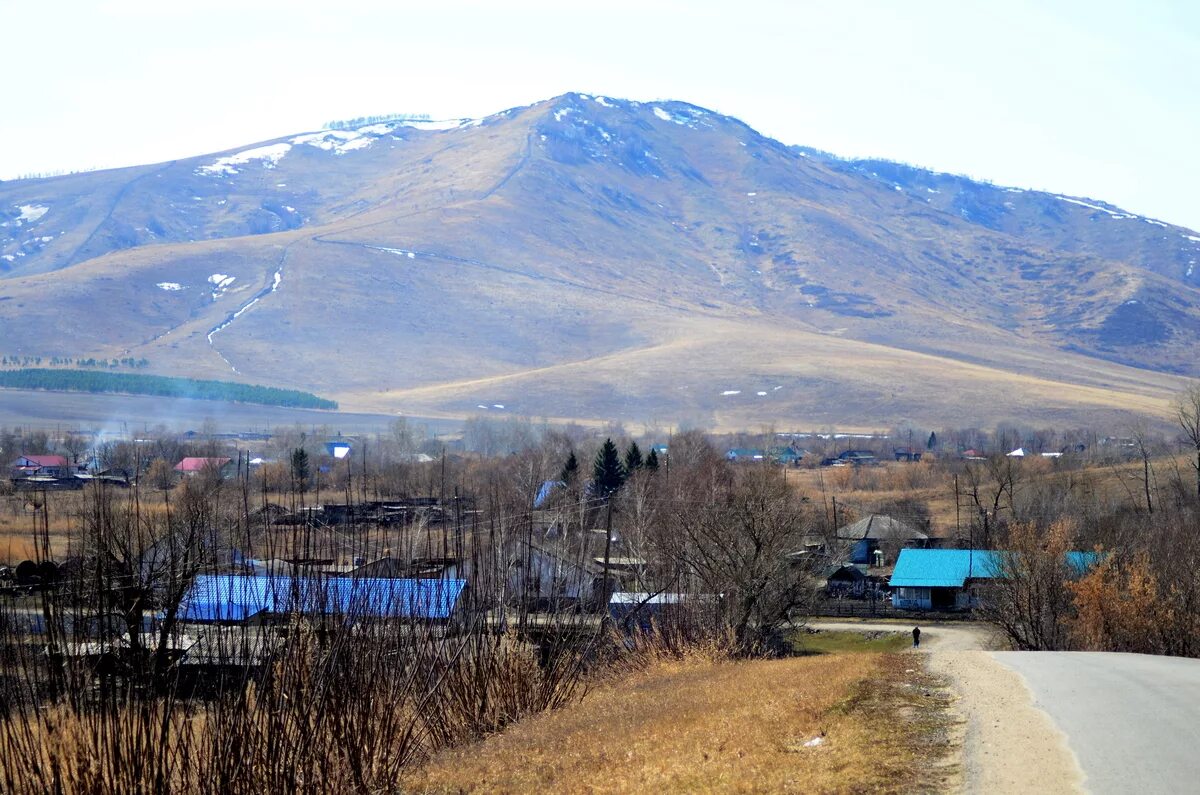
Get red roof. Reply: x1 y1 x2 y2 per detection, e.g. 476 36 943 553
15 455 68 468
174 457 232 473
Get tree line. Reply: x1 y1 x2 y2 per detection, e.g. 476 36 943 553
1 355 150 368
0 369 337 410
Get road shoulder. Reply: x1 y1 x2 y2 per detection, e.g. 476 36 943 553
929 650 1085 794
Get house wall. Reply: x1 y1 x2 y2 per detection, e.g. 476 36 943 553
893 587 931 609
893 586 973 610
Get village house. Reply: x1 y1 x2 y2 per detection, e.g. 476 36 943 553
10 454 71 478
889 548 1099 610
838 514 930 566
889 549 998 610
725 445 807 465
173 457 235 479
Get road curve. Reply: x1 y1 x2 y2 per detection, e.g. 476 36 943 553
992 651 1200 795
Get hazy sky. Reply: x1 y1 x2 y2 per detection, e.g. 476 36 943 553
4 0 1199 228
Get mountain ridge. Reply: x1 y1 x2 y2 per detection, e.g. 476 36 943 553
0 92 1196 429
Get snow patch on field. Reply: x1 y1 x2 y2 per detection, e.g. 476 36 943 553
198 143 291 176
156 282 182 291
721 390 741 396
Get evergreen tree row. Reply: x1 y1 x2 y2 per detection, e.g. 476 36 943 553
559 438 660 499
0 369 337 410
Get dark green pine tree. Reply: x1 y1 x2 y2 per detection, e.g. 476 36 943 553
926 431 938 451
592 438 626 498
560 450 579 484
290 447 310 488
645 448 660 472
624 441 644 473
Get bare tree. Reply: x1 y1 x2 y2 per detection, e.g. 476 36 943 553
1176 383 1200 500
663 465 813 654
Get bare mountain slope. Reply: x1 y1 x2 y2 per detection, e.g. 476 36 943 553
0 93 1196 428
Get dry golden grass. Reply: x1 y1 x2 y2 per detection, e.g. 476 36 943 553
405 652 951 794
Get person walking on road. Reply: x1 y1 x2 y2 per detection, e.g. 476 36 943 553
912 626 921 647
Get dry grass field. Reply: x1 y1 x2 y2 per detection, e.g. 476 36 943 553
405 651 953 794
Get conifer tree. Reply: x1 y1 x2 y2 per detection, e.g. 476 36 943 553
624 441 644 473
290 447 310 489
560 450 579 484
645 448 660 472
592 438 625 498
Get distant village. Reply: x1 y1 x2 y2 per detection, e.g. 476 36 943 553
1 418 1152 633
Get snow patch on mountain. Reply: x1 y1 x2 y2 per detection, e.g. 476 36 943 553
16 204 48 224
398 118 476 130
208 273 236 297
198 144 291 176
156 282 182 291
651 105 711 129
292 130 375 155
1055 195 1138 220
371 246 417 259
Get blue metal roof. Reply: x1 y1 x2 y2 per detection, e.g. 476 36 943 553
889 549 1002 588
534 479 562 508
180 575 467 622
890 549 1102 588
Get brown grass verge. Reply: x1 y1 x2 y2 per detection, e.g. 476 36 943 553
404 651 955 794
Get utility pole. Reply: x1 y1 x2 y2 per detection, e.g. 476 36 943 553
601 499 615 626
954 474 960 539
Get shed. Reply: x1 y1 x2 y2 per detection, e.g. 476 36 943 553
179 574 467 623
608 591 693 630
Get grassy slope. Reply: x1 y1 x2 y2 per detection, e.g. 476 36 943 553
406 652 952 794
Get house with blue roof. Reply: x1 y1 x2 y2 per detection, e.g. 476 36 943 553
889 549 1101 610
889 549 1000 610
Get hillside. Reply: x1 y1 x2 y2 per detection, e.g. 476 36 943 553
1 93 1197 429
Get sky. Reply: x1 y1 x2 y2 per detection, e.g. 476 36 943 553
2 0 1199 228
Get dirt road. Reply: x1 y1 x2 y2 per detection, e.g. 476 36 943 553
809 620 1085 793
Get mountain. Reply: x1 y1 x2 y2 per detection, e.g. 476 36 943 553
0 93 1196 430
